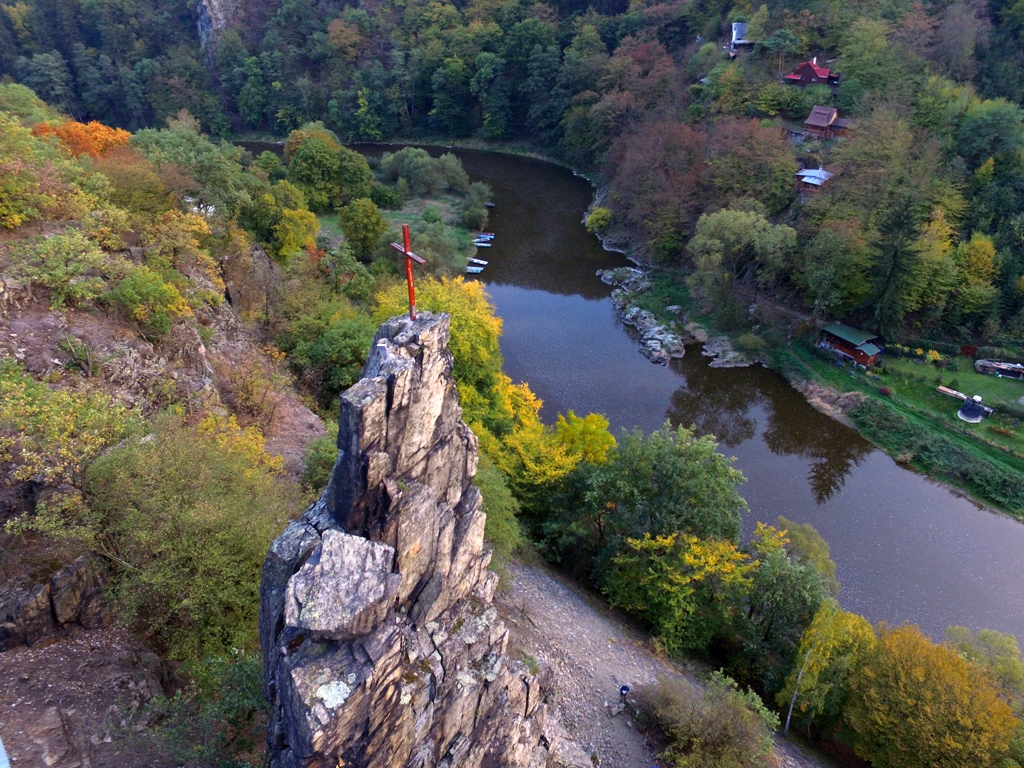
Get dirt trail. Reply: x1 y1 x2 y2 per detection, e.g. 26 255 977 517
497 562 839 768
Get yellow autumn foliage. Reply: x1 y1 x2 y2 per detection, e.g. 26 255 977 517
605 532 755 654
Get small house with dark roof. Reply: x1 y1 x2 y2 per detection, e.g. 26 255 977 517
785 59 840 87
820 322 881 366
795 167 833 202
730 22 755 53
804 105 854 140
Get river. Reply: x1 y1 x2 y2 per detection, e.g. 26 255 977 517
249 141 1024 642
427 147 1024 643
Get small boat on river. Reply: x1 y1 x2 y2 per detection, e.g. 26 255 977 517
473 241 492 248
475 232 495 239
468 257 488 266
466 265 485 274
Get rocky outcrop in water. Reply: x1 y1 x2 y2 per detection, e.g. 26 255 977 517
599 268 686 365
260 312 574 768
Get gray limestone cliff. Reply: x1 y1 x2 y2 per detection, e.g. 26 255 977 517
260 312 571 768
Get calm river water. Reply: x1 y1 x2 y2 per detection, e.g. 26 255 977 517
267 140 1024 642
379 146 1024 643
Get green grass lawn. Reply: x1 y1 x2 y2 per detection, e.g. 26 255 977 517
790 342 1024 456
316 211 345 241
879 355 1024 449
884 354 1024 409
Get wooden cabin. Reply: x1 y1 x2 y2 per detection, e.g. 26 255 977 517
795 167 833 202
784 59 840 87
804 105 854 140
820 322 881 366
730 22 755 54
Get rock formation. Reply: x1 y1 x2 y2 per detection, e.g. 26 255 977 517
260 312 569 768
0 553 108 651
598 268 687 365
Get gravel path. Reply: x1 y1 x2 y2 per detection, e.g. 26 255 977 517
497 562 840 768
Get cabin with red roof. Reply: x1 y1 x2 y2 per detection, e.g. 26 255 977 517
804 105 854 140
784 59 840 87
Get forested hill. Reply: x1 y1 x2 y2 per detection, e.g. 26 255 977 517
6 0 1023 342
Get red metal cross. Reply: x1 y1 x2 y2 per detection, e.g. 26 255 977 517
390 224 426 321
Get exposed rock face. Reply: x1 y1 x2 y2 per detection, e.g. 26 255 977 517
260 312 564 768
195 0 239 51
599 269 686 365
0 553 108 651
222 242 281 321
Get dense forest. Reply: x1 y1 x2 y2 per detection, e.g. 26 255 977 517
5 0 1024 341
5 0 1024 764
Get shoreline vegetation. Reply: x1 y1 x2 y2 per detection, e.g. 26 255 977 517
356 135 1024 521
602 256 1024 520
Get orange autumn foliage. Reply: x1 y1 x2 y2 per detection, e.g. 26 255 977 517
32 120 131 158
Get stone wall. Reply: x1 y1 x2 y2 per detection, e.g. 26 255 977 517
260 312 569 768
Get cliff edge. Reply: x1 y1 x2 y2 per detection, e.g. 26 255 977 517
259 312 576 768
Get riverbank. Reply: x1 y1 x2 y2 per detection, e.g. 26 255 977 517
599 259 1024 520
252 129 1024 522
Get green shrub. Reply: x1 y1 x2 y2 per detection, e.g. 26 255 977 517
369 183 405 209
903 338 961 356
0 361 139 535
4 231 107 308
586 207 613 234
475 454 522 571
291 313 378 406
85 414 298 660
108 265 191 338
302 421 339 499
135 651 267 767
462 199 488 230
979 345 1024 360
735 332 767 354
638 672 780 768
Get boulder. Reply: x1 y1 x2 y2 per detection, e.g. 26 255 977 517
50 553 107 628
702 336 751 368
284 530 401 641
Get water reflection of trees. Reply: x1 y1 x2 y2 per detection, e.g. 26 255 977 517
667 358 871 504
666 358 762 448
762 397 872 505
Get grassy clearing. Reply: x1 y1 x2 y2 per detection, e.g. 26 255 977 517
630 270 696 320
884 354 1024 409
316 211 345 241
782 341 1024 516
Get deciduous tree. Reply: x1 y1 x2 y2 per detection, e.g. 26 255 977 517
777 599 876 734
338 197 386 259
845 624 1020 768
605 532 755 653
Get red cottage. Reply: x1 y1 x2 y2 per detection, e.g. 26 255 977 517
784 59 840 87
820 322 881 366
